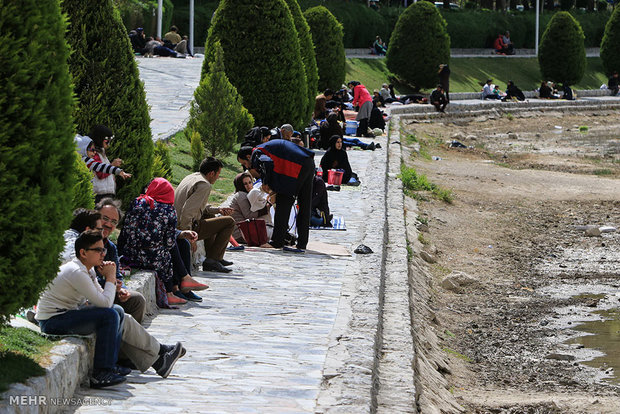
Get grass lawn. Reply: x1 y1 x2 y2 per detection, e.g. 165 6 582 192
0 326 54 393
346 57 607 94
168 131 242 205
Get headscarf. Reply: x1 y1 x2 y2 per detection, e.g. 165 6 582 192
320 135 352 185
75 134 93 157
233 172 252 193
137 177 174 209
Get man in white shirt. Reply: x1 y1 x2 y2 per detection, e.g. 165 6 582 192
37 231 185 388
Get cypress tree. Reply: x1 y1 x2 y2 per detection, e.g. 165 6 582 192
73 154 96 210
538 11 586 86
386 1 450 91
304 6 346 91
204 0 308 129
63 0 153 207
601 6 620 76
0 0 75 323
284 0 319 121
189 42 254 157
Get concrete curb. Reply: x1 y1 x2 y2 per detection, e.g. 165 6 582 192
374 116 417 413
0 271 156 414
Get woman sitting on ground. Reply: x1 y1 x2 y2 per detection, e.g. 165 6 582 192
320 135 354 185
539 81 557 99
320 112 378 151
502 80 525 101
222 172 273 243
118 178 207 306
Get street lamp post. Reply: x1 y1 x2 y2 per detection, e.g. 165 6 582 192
157 0 163 39
535 0 540 55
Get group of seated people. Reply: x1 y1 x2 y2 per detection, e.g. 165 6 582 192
129 25 191 58
481 79 526 101
32 85 386 389
493 31 515 55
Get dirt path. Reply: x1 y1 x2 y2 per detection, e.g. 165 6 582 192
402 111 620 413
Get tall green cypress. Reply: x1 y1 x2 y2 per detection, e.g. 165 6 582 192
386 1 450 91
304 6 346 91
538 12 586 86
63 0 153 206
204 0 308 129
0 0 76 323
189 42 254 157
283 0 319 121
601 6 620 76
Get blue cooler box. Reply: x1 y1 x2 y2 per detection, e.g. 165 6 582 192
345 120 358 135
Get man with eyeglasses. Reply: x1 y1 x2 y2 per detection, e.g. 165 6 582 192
95 198 146 324
37 230 186 388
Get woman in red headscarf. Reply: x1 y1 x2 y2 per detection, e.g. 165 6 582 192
118 178 206 306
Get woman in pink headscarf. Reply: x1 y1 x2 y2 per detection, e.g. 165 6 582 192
118 178 206 306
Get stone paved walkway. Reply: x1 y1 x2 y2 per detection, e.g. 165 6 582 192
71 141 392 413
136 57 203 142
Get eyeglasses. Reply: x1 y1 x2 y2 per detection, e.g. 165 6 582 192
86 247 107 255
101 216 118 226
103 135 115 142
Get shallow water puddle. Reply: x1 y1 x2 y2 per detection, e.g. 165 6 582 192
567 308 620 385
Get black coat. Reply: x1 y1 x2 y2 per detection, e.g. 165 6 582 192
320 136 352 185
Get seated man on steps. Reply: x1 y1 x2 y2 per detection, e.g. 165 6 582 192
175 157 236 273
36 231 185 388
95 198 147 324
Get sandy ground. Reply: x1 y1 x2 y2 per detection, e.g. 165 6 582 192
402 110 620 413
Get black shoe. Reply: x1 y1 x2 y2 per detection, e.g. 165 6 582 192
202 258 232 273
152 342 184 378
174 291 189 301
375 143 382 149
183 290 203 302
367 142 376 151
114 365 132 376
219 259 233 266
90 369 126 388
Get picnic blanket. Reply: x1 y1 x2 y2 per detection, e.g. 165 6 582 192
310 216 346 230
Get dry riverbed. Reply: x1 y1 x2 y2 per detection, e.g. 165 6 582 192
402 110 620 413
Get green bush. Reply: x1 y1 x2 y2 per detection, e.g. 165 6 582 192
284 0 318 120
204 0 308 129
190 42 254 157
387 1 450 90
152 140 172 180
63 0 153 208
73 153 95 210
189 130 203 171
305 6 346 91
0 0 76 324
539 11 586 85
601 6 620 75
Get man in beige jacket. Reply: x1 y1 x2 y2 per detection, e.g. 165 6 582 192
174 157 235 273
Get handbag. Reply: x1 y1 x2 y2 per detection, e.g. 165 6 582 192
237 219 269 246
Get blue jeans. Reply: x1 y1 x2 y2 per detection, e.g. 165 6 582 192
39 306 122 371
342 137 370 150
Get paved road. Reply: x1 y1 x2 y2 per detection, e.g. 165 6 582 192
71 142 392 413
136 57 203 142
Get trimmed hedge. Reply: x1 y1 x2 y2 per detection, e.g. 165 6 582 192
152 140 172 181
171 0 610 49
284 0 319 121
0 0 76 323
305 6 346 91
64 0 153 208
600 6 620 76
189 42 254 157
387 1 450 90
204 0 308 129
539 11 586 85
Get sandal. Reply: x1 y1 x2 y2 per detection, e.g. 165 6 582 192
180 279 209 292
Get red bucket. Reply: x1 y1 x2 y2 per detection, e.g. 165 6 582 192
327 169 344 185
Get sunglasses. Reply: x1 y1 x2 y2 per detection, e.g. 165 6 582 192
86 247 107 255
